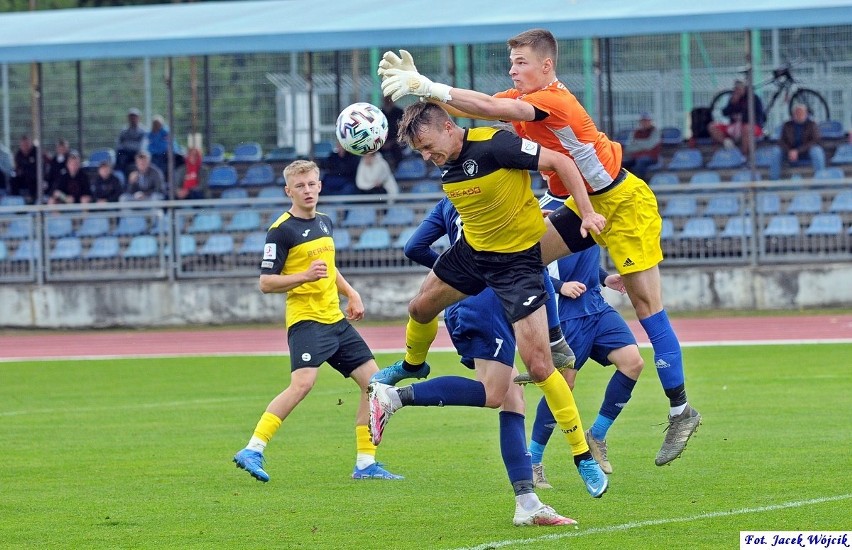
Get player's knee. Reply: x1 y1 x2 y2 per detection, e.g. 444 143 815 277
408 299 435 324
619 353 644 379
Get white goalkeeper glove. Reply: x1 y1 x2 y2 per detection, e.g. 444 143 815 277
381 69 453 103
378 49 418 78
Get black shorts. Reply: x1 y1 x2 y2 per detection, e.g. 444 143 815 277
547 206 597 254
287 319 374 376
433 234 548 324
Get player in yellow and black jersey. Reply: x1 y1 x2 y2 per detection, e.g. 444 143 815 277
233 160 403 483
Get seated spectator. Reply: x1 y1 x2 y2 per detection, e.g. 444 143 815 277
147 114 170 176
123 151 165 201
321 143 360 196
90 160 124 203
621 112 660 180
356 152 399 200
46 138 70 191
10 134 47 204
380 96 405 170
779 103 826 175
116 108 146 176
708 79 765 155
47 151 92 204
174 147 208 200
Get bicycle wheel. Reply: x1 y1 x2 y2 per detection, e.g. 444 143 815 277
789 89 830 123
709 90 732 125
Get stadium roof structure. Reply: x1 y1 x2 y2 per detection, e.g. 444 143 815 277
0 0 851 63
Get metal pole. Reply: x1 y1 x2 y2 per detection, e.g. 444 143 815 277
307 52 315 158
166 57 175 200
76 61 84 154
745 31 757 174
203 56 212 156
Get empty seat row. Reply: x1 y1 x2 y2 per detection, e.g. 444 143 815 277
661 191 852 218
661 214 848 239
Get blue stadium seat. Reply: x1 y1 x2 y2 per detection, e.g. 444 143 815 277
662 196 698 217
0 240 6 261
85 147 116 169
75 217 111 238
12 240 36 261
49 237 83 260
333 229 351 250
123 235 159 258
665 149 703 171
203 144 226 164
814 167 845 181
755 145 782 169
46 216 74 238
704 194 741 216
0 195 26 207
764 215 801 236
829 191 852 213
394 158 428 180
830 144 852 165
679 217 717 238
805 213 843 235
649 172 680 186
208 165 239 188
660 127 682 145
393 226 418 248
786 191 823 214
220 187 249 200
660 218 675 239
85 236 121 259
410 180 442 194
239 163 275 186
256 186 285 199
341 207 377 228
353 228 391 250
186 212 223 233
2 217 32 239
319 208 338 225
381 206 416 227
707 149 745 169
818 120 845 140
756 193 781 215
721 216 753 237
226 210 262 232
200 233 235 255
730 169 760 183
263 146 297 162
231 142 263 163
165 234 197 257
689 171 721 185
239 231 267 255
313 141 335 159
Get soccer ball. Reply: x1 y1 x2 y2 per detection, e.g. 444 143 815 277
335 102 389 156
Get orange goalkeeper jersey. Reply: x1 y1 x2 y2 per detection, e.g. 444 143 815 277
495 80 622 196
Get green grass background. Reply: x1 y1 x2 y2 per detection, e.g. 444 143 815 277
1 344 850 549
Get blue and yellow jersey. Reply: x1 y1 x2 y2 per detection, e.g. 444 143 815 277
261 211 343 328
441 127 545 253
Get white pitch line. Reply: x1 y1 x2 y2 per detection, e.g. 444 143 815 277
450 494 852 550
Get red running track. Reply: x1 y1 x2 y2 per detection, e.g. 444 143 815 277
1 315 850 361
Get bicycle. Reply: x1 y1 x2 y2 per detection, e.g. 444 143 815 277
709 64 830 126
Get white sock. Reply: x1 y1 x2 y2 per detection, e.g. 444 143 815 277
356 454 376 470
516 492 542 512
246 436 267 453
670 403 687 417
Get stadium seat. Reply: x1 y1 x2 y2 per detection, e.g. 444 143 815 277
312 141 335 159
818 120 845 140
123 235 159 258
49 236 83 260
721 216 753 237
341 207 377 228
231 142 263 163
704 194 741 217
660 218 674 239
0 240 6 261
764 215 801 237
256 186 285 199
394 158 428 180
353 227 391 250
164 234 197 257
755 145 782 169
239 163 275 186
707 149 745 169
662 196 698 217
805 213 843 235
410 180 442 194
220 188 249 200
679 217 717 238
226 210 262 232
200 233 235 255
830 144 852 165
186 212 223 233
381 206 416 227
85 147 116 169
814 167 845 181
333 229 351 250
208 165 239 188
756 193 781 215
648 172 680 186
12 240 36 261
660 127 682 145
828 191 852 213
730 169 760 183
0 195 26 207
84 236 121 259
786 191 823 215
2 217 32 240
238 231 266 254
46 216 74 238
665 149 703 171
393 226 418 248
203 144 226 164
319 208 338 225
689 171 721 185
263 146 297 162
75 216 111 238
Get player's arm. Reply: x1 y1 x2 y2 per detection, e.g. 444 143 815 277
437 90 537 122
259 259 328 294
403 202 447 268
335 271 365 321
537 146 605 236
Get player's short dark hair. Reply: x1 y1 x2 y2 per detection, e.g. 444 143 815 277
397 102 451 148
508 28 558 66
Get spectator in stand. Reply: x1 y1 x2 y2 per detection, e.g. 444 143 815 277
123 151 165 201
90 159 124 203
47 151 92 204
779 103 826 175
46 138 70 191
620 112 660 180
380 95 405 170
174 147 208 200
116 108 146 175
11 134 47 204
707 79 765 155
147 114 170 176
355 151 399 200
320 142 360 196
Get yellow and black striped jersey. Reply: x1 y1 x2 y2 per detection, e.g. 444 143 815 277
441 127 545 253
261 210 343 328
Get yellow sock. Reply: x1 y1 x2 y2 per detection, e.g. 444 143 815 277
253 411 283 444
535 370 589 456
404 315 439 366
356 425 376 457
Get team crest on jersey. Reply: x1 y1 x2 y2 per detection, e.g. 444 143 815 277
319 219 329 235
263 243 276 260
462 159 478 177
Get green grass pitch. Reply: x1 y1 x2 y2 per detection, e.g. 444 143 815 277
1 344 850 549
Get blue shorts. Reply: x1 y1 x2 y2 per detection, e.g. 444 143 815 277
444 288 516 370
562 307 636 370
